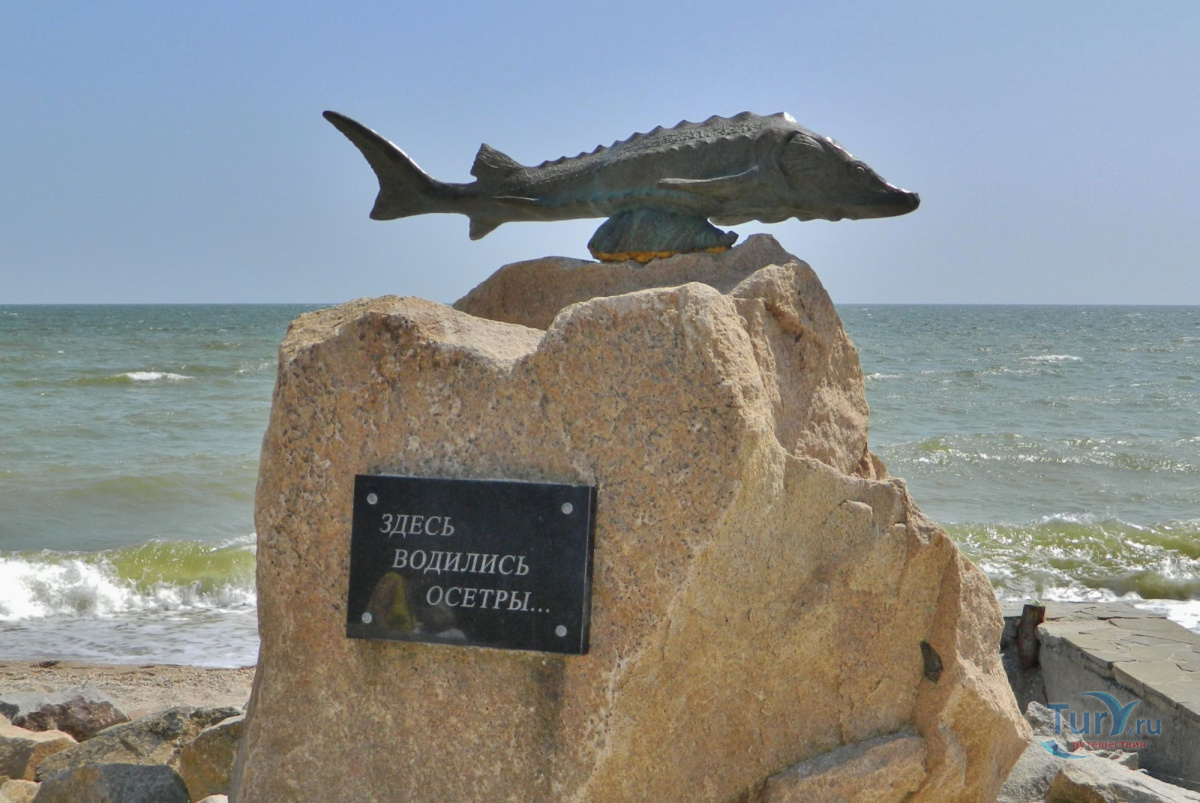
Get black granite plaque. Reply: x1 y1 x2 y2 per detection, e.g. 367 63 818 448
346 474 596 655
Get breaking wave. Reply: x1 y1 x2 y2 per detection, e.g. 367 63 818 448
0 536 256 621
1022 354 1082 365
949 517 1200 604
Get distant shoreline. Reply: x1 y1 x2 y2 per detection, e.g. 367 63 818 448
5 302 1200 309
0 660 254 720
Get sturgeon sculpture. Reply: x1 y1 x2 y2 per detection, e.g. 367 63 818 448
324 110 919 262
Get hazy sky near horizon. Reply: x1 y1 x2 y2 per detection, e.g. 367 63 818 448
2 2 1197 305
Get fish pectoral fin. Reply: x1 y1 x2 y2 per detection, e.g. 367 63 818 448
655 167 763 199
467 197 543 240
468 212 506 240
588 208 737 262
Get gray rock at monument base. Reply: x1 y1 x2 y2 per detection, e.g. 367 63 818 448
998 705 1073 802
1 778 41 803
232 237 1027 802
178 714 243 802
0 684 129 742
35 707 239 782
0 725 76 781
759 731 926 802
998 702 1198 803
998 702 1098 803
1046 759 1200 802
31 763 188 803
1017 700 1137 768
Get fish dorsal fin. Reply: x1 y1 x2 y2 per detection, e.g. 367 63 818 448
532 113 776 170
471 143 524 185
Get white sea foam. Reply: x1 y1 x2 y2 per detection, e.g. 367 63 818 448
120 371 194 381
0 609 260 668
1034 511 1102 526
1022 354 1082 364
0 536 259 666
999 586 1124 605
235 360 274 375
0 557 131 619
1135 599 1200 632
997 588 1200 635
0 554 255 621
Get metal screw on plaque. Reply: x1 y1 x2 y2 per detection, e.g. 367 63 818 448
367 493 378 505
555 625 568 637
361 612 373 624
561 502 573 515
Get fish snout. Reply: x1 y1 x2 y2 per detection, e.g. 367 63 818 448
875 186 920 218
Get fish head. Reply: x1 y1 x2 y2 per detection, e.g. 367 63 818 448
778 132 919 221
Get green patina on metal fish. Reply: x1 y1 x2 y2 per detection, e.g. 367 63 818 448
324 110 919 262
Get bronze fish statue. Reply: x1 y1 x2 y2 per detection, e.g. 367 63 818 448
324 110 919 262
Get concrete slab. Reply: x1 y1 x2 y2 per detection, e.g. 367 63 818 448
999 601 1164 622
1019 602 1200 791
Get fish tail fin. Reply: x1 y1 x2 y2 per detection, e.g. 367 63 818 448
323 110 447 220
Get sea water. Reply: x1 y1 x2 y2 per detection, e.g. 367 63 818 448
0 305 317 667
0 303 1197 667
842 305 1200 632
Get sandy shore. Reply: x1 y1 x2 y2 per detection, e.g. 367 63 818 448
0 660 254 720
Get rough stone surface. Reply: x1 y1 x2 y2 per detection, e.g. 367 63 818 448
759 732 927 802
31 763 188 803
997 701 1138 803
0 778 40 803
455 233 798 330
999 716 1069 802
1046 759 1200 802
0 684 128 742
232 238 1027 802
0 726 76 782
457 236 875 479
35 707 238 782
178 714 243 803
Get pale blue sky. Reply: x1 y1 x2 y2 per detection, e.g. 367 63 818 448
2 2 1197 305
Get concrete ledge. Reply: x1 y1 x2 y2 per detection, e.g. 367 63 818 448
1001 601 1200 790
